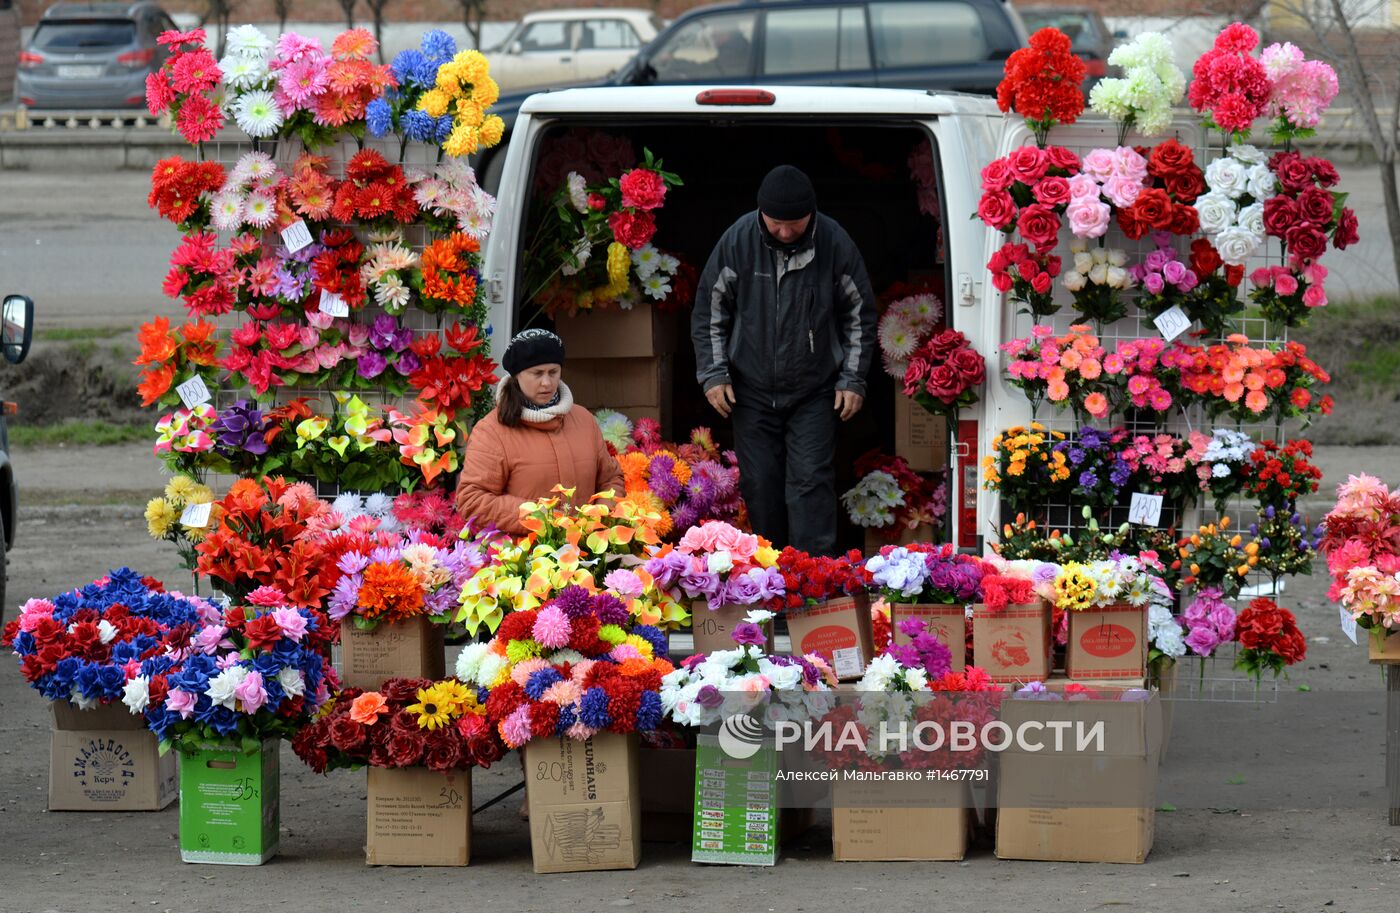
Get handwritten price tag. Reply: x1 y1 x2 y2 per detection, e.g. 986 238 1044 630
280 220 313 253
1340 606 1359 645
180 501 212 528
319 291 350 318
175 375 211 409
1128 492 1164 527
1153 305 1192 342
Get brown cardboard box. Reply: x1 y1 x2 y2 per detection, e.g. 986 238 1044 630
524 733 641 873
1368 629 1400 661
1066 605 1148 680
366 766 472 866
339 616 446 691
831 779 969 861
640 747 695 843
863 524 936 555
973 602 1052 683
48 702 176 812
786 595 875 681
555 305 676 359
566 355 674 410
994 688 1161 864
890 603 967 672
690 601 773 656
894 395 948 473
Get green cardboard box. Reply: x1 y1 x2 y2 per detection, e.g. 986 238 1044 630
179 739 280 865
691 733 780 866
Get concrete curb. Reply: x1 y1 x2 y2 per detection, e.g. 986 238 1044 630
0 127 188 170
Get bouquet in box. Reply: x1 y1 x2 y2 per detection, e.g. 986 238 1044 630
1320 474 1400 648
123 590 336 753
644 521 784 609
842 451 948 538
2 568 209 708
329 530 493 631
865 544 983 605
660 609 835 727
768 547 870 613
293 678 506 773
455 586 673 747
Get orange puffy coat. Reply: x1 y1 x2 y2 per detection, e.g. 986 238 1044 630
454 400 624 535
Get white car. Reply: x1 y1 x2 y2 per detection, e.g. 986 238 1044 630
486 8 662 92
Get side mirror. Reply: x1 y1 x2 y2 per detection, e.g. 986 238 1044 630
510 41 523 55
2 294 34 365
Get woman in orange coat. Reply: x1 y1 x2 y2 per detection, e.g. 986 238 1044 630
455 328 623 533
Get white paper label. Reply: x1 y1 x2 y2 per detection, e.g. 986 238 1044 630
1340 606 1359 645
180 501 212 528
280 220 313 253
1153 305 1192 342
832 646 863 679
319 291 350 317
175 375 211 409
1128 492 1164 527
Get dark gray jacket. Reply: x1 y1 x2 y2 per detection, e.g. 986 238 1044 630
692 211 877 407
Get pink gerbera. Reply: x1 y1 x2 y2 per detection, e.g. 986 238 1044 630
278 56 329 106
331 28 377 61
175 93 223 144
145 71 175 114
171 48 222 95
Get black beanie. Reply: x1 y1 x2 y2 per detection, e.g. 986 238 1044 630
757 165 815 220
502 328 565 375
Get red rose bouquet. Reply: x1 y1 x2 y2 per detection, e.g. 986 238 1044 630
293 678 505 773
1232 597 1306 684
996 28 1087 146
902 328 985 418
987 242 1064 320
978 144 1080 256
769 547 870 612
1244 439 1323 511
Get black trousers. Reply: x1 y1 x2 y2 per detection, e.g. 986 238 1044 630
730 387 838 556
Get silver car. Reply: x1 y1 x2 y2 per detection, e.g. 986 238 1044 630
17 1 176 109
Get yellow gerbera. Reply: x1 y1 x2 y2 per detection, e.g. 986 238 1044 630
164 475 197 502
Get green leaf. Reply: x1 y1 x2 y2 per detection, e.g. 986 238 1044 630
1226 774 1246 785
1157 802 1177 812
1296 683 1311 692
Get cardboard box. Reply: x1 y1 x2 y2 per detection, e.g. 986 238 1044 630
1368 629 1400 661
863 523 935 555
366 766 472 866
555 305 676 359
1066 605 1148 680
972 602 1052 683
523 733 641 873
890 603 967 672
179 739 280 865
894 395 948 473
640 747 696 843
48 702 177 812
831 779 969 861
566 355 674 410
785 595 875 681
692 733 780 866
339 616 446 691
690 601 773 656
994 690 1161 864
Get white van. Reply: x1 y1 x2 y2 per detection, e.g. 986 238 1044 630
480 85 1198 553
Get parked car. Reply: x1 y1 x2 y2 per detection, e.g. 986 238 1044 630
0 0 19 102
0 293 34 611
476 0 1029 190
1015 4 1120 88
486 9 663 93
17 1 176 109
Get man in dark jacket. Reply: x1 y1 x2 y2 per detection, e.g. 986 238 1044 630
692 165 877 556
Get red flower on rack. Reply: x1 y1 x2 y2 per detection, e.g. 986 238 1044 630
996 28 1087 145
407 323 499 417
311 228 366 309
147 156 225 228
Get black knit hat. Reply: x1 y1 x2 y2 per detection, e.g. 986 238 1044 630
502 328 565 375
757 165 816 220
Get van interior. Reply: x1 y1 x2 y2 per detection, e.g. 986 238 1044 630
513 119 949 550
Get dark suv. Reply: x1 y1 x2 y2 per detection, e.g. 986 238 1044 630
17 1 176 109
479 0 1028 187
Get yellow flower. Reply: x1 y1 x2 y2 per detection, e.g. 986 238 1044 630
453 97 485 126
419 88 450 118
188 484 214 504
458 49 489 86
432 679 477 714
406 686 455 730
443 123 479 157
145 497 177 539
607 241 630 285
164 475 197 502
471 76 500 108
479 114 505 147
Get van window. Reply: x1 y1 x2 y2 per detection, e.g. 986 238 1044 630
33 19 137 51
869 1 988 68
650 11 756 81
763 6 869 75
517 21 571 52
581 19 641 50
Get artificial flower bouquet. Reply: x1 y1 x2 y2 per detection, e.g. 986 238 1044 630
981 423 1072 517
1243 438 1323 511
1186 428 1257 513
645 521 782 650
293 678 505 773
146 475 221 573
996 28 1087 146
1087 33 1186 140
608 417 745 539
1061 240 1134 326
901 328 986 419
842 450 948 540
1174 517 1258 600
454 585 673 748
135 316 220 410
869 544 983 671
1054 555 1167 679
1320 474 1400 653
1251 505 1321 587
1233 597 1307 684
2 569 209 709
366 29 502 155
877 289 945 381
329 530 493 631
1002 324 1112 423
978 144 1079 319
123 587 336 754
969 557 1055 681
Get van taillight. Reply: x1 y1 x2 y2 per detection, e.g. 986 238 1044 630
956 418 979 551
696 89 776 106
1084 57 1106 77
18 51 44 68
117 48 156 68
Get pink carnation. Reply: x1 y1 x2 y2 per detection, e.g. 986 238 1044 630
500 705 534 748
532 605 573 649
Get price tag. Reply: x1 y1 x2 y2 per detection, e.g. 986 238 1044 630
1340 606 1359 645
832 647 863 679
180 501 212 528
1128 492 1164 527
280 220 313 253
1153 305 1192 342
319 291 350 318
175 375 211 409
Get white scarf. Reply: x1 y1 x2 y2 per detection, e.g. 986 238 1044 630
501 380 574 425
